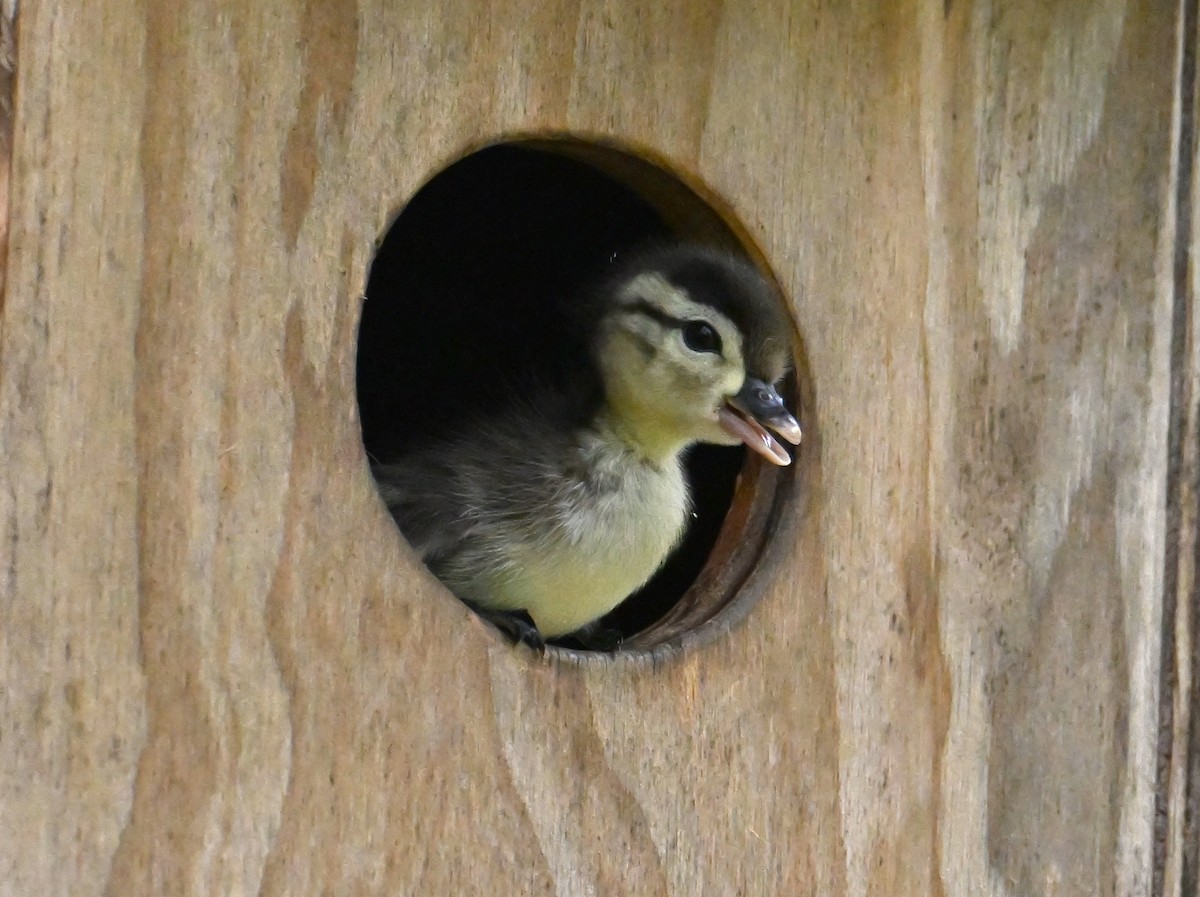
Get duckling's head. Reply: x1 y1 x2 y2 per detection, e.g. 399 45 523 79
592 245 802 465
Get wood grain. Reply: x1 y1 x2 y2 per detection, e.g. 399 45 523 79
0 1 1190 895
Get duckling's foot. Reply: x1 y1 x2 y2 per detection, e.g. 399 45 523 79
507 612 546 652
565 621 624 652
465 603 545 652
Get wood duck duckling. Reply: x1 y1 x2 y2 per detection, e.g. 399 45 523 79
373 244 801 650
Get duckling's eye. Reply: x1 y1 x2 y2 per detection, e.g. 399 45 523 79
682 321 722 355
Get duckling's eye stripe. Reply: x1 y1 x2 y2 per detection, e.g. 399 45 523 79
619 300 698 332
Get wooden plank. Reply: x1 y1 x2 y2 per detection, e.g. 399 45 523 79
0 1 1184 895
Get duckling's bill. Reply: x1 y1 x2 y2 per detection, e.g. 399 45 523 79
717 406 795 465
719 379 802 466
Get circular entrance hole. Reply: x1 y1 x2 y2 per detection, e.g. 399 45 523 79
357 138 800 655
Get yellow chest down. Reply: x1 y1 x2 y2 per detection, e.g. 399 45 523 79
478 461 689 638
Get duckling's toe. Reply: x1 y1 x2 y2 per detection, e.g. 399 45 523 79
465 603 545 652
511 616 546 653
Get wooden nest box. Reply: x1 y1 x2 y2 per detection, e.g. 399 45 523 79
0 2 1195 895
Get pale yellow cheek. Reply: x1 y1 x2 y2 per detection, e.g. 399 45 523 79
605 330 746 427
673 359 743 408
717 366 743 396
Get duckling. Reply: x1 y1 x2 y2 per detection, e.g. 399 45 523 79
372 244 801 649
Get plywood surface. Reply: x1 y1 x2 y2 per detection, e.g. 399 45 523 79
0 1 1192 895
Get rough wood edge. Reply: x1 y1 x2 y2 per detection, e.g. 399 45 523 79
1157 0 1200 894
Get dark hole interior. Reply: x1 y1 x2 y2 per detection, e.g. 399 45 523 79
357 142 749 647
